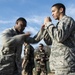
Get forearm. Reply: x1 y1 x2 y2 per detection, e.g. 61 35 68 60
25 29 45 43
43 30 52 45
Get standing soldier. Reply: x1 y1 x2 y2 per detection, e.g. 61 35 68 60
22 42 34 75
42 3 75 75
35 43 49 75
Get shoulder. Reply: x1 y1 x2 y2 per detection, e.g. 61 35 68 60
2 28 13 34
26 44 30 48
27 44 34 50
59 15 75 26
25 44 31 49
63 15 74 22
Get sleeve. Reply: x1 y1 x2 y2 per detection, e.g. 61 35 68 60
45 17 75 43
1 29 28 47
25 28 52 45
25 28 46 43
43 30 52 45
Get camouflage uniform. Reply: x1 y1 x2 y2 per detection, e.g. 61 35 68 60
35 48 48 75
0 28 21 75
22 44 34 75
0 27 44 75
44 15 75 75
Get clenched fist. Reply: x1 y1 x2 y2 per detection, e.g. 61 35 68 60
25 32 31 37
44 17 52 25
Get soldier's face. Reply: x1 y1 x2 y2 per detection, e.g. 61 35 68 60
24 43 27 46
16 21 26 32
39 46 43 50
51 6 60 20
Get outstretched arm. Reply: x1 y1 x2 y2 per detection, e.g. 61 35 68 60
1 29 31 47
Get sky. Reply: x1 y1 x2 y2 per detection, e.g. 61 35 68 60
0 0 75 57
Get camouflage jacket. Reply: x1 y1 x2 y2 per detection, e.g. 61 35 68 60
0 27 45 74
45 15 75 72
35 49 48 66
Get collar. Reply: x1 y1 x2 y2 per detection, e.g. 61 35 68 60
12 27 18 35
58 15 67 22
12 27 24 34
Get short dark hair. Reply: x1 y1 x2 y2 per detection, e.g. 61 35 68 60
16 17 27 27
39 43 44 47
52 3 66 14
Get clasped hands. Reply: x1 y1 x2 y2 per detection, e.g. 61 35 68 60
42 17 52 29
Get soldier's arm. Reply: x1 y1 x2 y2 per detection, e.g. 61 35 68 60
43 30 52 45
35 52 41 61
1 29 30 47
22 46 30 68
22 58 25 68
45 53 49 61
45 17 75 43
25 27 46 44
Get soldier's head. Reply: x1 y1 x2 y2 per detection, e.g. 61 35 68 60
24 42 29 46
39 43 44 50
51 3 66 20
14 17 27 33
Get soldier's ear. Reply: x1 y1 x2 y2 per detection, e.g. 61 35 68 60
59 8 63 13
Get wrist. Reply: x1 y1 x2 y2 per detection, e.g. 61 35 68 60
45 22 53 29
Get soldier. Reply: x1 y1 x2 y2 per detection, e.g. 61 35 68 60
22 42 34 75
35 43 48 75
0 17 30 75
0 17 50 75
42 3 75 75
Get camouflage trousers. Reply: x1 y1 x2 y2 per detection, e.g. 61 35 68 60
0 70 20 75
51 69 75 75
0 72 13 75
55 70 75 75
0 66 21 75
35 67 47 75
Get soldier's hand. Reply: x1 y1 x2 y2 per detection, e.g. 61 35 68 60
25 32 31 37
41 24 45 29
44 17 52 25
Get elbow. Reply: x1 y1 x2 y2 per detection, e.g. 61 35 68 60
44 38 52 45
